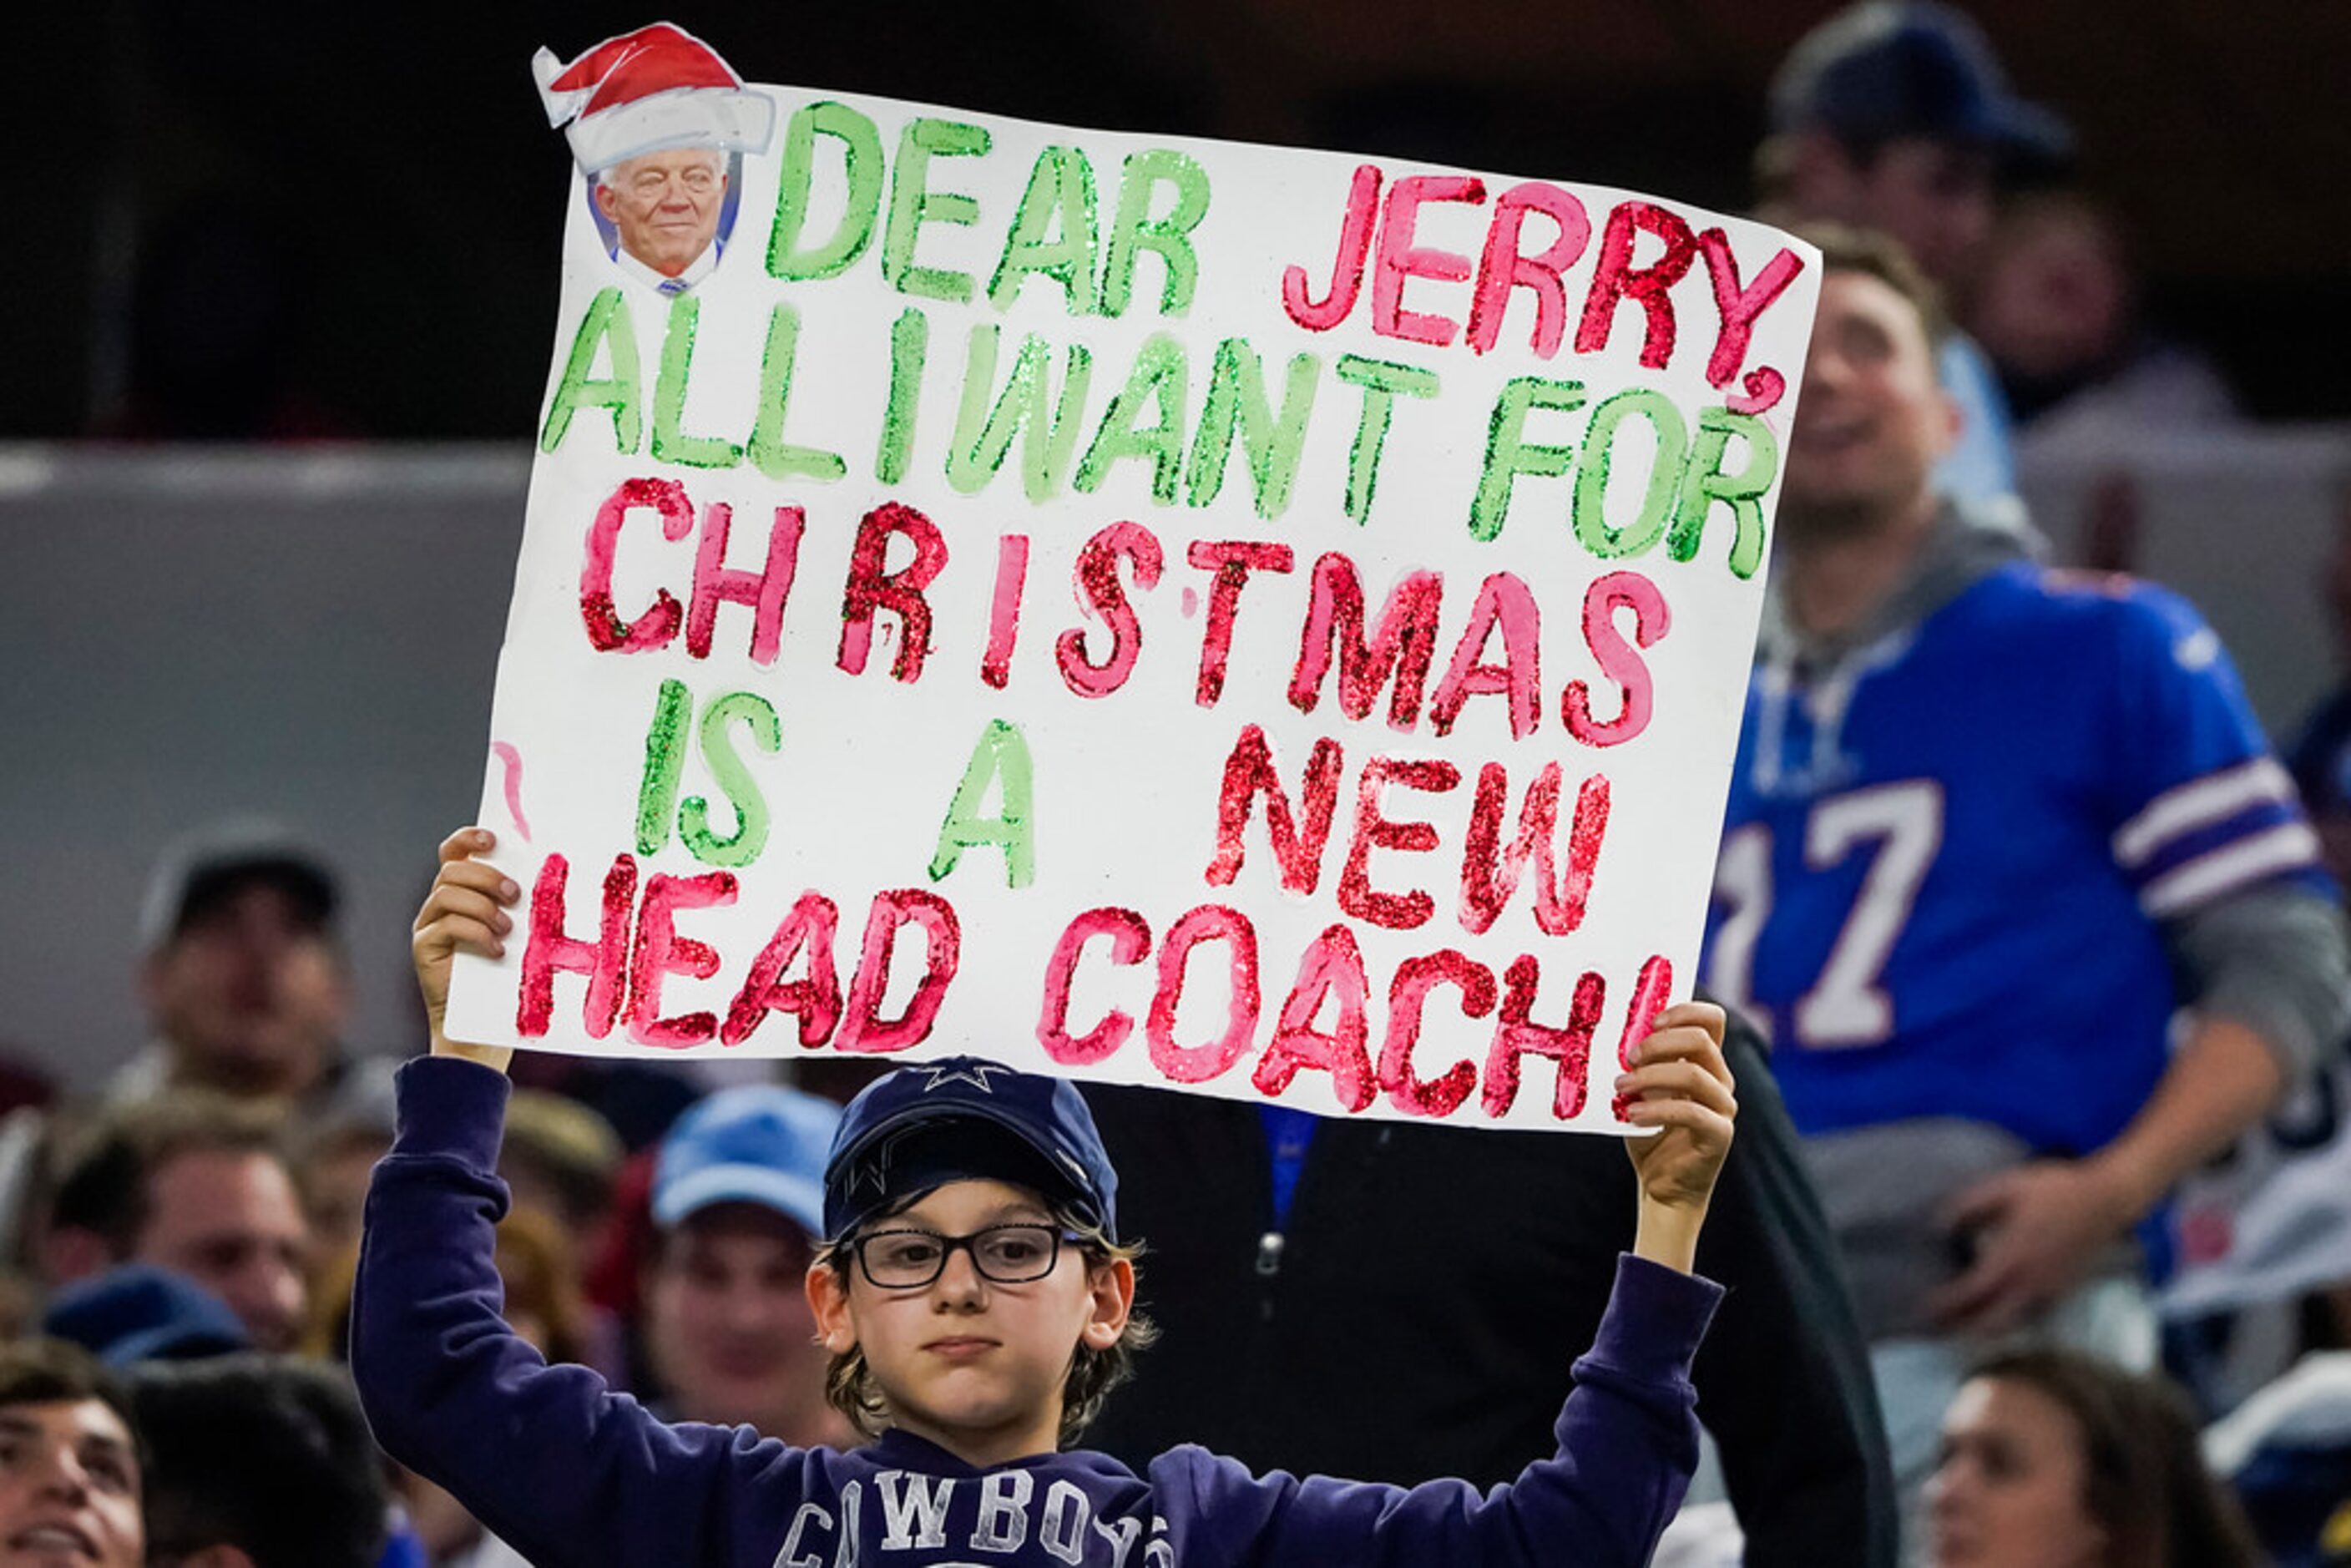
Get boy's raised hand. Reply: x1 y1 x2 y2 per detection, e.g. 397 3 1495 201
412 827 520 1074
1616 1001 1737 1274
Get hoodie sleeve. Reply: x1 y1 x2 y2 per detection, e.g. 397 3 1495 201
1161 1255 1721 1567
350 1056 803 1568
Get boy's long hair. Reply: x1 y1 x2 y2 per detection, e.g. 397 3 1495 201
817 1197 1156 1449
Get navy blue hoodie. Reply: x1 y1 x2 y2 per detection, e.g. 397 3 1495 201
353 1058 1721 1566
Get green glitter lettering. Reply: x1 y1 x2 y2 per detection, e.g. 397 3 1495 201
1099 149 1211 317
680 690 781 869
1185 338 1318 520
928 718 1036 888
1074 334 1190 504
1469 377 1588 542
746 303 847 483
635 678 693 855
1572 388 1688 560
988 145 1100 315
946 325 1094 501
1670 407 1778 579
541 287 642 455
650 295 742 470
1334 354 1440 526
768 101 886 281
877 307 928 484
882 118 993 305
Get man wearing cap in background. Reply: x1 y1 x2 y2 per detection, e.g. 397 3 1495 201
635 1082 852 1445
1757 1 2072 509
533 23 776 294
122 819 353 1111
42 1091 310 1354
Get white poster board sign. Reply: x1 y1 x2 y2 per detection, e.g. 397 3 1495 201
446 23 1819 1132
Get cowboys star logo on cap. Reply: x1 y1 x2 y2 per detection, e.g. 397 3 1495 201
918 1061 1010 1095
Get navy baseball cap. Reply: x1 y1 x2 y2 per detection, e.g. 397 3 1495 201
43 1265 250 1368
1770 3 2072 168
822 1057 1120 1243
653 1084 841 1238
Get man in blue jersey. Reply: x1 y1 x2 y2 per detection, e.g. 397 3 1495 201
1757 3 2070 509
1701 226 2350 1510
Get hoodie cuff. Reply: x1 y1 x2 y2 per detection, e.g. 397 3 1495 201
391 1055 512 1175
1589 1255 1724 1382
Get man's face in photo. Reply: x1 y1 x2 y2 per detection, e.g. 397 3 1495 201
595 148 727 278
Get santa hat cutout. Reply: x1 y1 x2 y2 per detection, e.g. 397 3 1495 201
532 23 775 175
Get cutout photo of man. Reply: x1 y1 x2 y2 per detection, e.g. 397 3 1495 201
534 23 775 295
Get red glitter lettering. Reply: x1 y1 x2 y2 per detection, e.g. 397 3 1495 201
1459 764 1609 937
1697 230 1804 392
517 852 635 1039
580 478 691 653
1573 201 1699 370
1371 175 1486 348
721 891 842 1048
1187 539 1295 707
1057 522 1164 699
1565 570 1670 747
1037 907 1152 1066
837 502 948 682
1466 182 1591 358
1251 923 1375 1111
689 502 802 665
1287 553 1443 731
980 534 1031 690
1482 956 1605 1120
836 890 961 1054
1205 725 1343 893
1378 949 1498 1118
1282 164 1383 331
1146 904 1260 1083
625 871 739 1048
1610 954 1676 1121
1430 572 1542 739
1337 756 1460 931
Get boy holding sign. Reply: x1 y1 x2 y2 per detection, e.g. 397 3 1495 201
351 827 1737 1565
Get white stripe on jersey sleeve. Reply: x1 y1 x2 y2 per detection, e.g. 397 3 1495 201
2111 756 2298 870
2139 822 2322 918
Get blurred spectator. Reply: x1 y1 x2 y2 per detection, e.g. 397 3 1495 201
295 1105 398 1267
2206 1348 2351 1566
1759 1 2069 508
1927 1348 2261 1566
0 1338 144 1568
124 820 355 1111
129 1353 388 1567
1701 228 2348 1533
42 1264 249 1366
501 1089 625 1245
43 1092 309 1353
1972 191 2241 458
1084 1007 1898 1565
635 1084 849 1443
2288 487 2351 888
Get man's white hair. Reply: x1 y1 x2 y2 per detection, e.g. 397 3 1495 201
594 144 726 193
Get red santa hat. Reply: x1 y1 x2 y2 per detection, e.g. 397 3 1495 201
532 23 775 176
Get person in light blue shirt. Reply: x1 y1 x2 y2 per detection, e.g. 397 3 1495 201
1755 2 2068 509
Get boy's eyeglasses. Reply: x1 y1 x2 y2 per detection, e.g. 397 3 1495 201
849 1223 1083 1288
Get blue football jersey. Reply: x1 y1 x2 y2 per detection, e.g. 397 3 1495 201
1705 561 2327 1156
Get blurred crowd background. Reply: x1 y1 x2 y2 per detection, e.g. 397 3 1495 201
3 3 2350 1565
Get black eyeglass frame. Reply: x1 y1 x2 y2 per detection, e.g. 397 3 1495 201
847 1222 1088 1288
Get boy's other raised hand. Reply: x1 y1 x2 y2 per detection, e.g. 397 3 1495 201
412 827 519 1074
1616 1001 1737 1274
